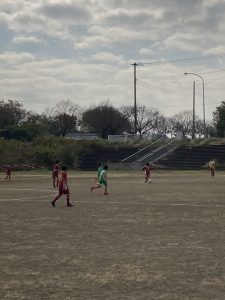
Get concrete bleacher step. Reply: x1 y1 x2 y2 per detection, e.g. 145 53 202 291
78 146 138 170
158 144 225 169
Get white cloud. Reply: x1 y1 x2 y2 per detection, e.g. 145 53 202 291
0 51 36 67
0 0 225 120
12 35 41 44
139 48 154 56
89 52 125 64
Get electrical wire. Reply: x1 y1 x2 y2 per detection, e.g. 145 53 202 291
138 53 225 65
138 79 191 96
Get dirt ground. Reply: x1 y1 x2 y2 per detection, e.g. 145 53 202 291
1 170 225 300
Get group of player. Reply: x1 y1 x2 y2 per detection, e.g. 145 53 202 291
1 158 216 208
51 160 109 207
50 160 152 208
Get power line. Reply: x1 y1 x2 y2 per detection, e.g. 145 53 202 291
138 53 225 66
138 79 191 96
155 102 222 109
139 68 225 80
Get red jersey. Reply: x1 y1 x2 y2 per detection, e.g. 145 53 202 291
53 163 60 172
4 166 12 175
142 166 151 176
58 171 68 191
52 163 60 179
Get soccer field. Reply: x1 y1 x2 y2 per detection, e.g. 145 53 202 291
1 170 225 300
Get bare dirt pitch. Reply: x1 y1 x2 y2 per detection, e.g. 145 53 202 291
1 170 225 300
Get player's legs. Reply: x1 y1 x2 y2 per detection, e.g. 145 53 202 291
101 180 108 195
5 173 10 180
104 184 109 195
51 192 62 206
90 182 101 192
52 172 57 188
52 190 73 207
65 190 73 207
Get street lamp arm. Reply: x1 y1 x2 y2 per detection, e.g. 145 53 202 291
184 72 203 81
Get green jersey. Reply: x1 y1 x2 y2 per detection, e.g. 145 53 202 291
97 165 103 179
99 169 107 186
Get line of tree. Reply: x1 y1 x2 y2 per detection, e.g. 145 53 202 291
0 99 218 141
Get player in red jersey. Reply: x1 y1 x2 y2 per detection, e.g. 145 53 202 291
142 162 152 183
51 166 73 207
52 160 60 188
3 164 12 180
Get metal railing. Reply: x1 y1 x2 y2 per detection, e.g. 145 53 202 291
137 138 178 164
121 137 165 164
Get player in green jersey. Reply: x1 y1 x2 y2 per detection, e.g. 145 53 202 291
97 163 103 180
91 165 109 195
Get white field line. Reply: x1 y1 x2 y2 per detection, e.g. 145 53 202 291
0 188 54 192
0 188 55 201
0 197 224 208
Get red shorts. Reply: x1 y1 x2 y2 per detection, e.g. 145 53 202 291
58 188 69 196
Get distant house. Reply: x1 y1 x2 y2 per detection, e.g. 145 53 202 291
65 133 100 140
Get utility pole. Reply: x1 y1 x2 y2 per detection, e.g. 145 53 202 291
131 63 138 134
184 72 206 138
202 78 206 138
192 81 195 140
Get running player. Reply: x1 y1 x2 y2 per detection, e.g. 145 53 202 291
142 162 152 183
52 160 60 188
51 166 73 207
91 165 109 195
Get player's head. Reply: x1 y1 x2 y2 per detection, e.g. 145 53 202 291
103 165 108 170
146 162 150 166
55 160 60 164
62 166 68 171
98 162 102 167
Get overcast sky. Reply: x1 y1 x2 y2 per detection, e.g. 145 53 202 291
1 0 225 120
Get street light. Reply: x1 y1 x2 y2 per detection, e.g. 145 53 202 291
184 72 206 138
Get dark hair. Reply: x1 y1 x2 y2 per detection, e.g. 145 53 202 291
103 165 108 170
55 160 60 164
146 162 150 166
62 166 68 171
98 162 102 166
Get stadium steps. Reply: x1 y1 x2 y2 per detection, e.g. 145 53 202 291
157 144 225 169
78 145 138 170
120 137 165 164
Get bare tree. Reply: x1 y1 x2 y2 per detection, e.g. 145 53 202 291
169 110 193 139
121 105 160 137
45 100 79 137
